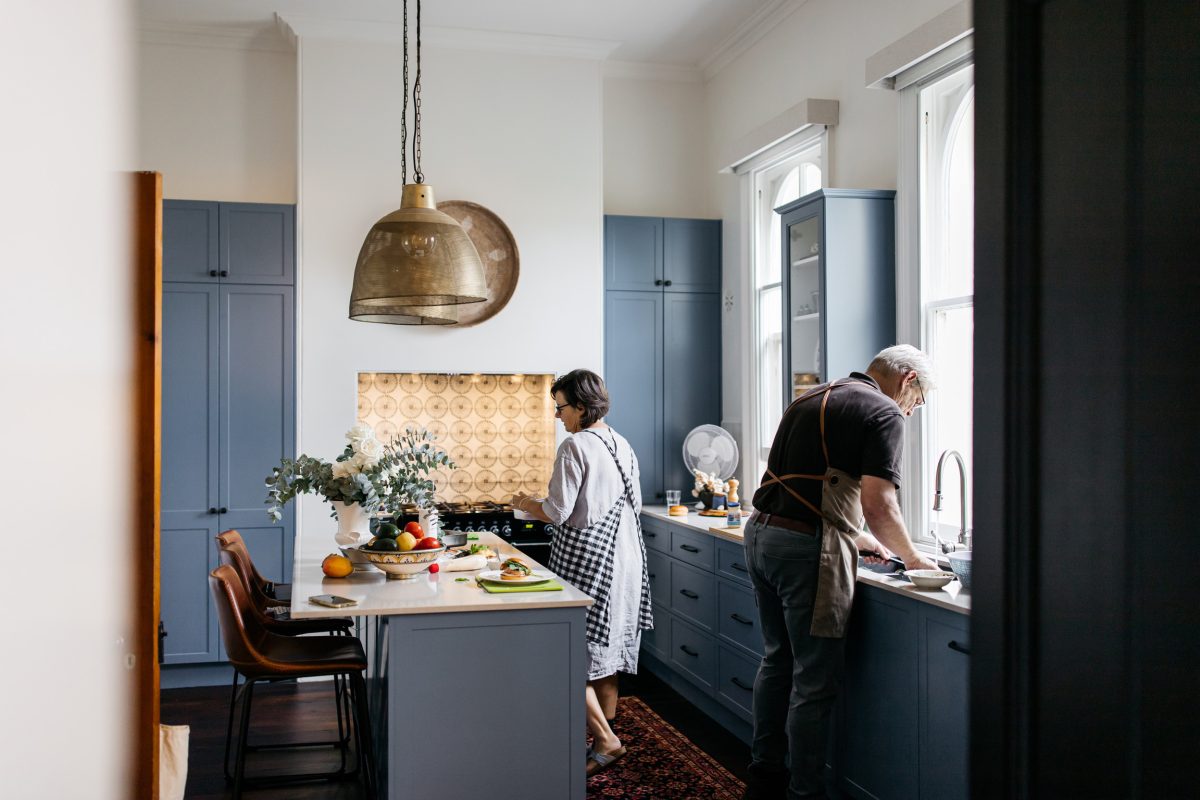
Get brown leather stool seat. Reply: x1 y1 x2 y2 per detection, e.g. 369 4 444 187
210 564 375 797
216 529 293 605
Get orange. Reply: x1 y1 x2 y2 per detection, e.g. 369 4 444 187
321 553 353 578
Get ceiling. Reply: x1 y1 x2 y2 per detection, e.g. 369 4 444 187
138 0 782 66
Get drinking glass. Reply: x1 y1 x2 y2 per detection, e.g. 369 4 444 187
665 490 681 506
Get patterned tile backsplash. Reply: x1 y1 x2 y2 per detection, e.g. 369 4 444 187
357 372 555 503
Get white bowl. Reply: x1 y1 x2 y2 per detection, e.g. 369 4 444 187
906 570 958 590
356 544 445 580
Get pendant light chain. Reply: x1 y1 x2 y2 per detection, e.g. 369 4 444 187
400 0 409 184
413 0 424 184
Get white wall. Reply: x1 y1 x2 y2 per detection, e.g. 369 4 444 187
295 37 605 557
0 2 134 796
707 0 962 469
137 38 296 202
603 76 714 218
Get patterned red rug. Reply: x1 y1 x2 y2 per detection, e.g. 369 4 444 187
587 696 745 799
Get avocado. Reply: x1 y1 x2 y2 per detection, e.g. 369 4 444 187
376 521 400 539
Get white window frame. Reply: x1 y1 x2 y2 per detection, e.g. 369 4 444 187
895 39 974 552
734 127 828 499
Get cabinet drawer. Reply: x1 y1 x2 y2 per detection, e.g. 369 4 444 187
670 560 716 631
717 580 764 656
670 616 717 692
717 645 759 719
670 526 715 571
641 603 669 661
641 515 671 554
716 538 752 587
646 549 670 607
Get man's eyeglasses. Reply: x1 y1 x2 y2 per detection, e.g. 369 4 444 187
913 381 926 409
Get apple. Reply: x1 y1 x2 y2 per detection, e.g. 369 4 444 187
415 536 441 551
396 532 418 552
404 521 424 537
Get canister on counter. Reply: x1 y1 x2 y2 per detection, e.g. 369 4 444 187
726 501 741 527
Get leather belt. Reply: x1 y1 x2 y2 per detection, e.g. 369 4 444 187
750 511 817 536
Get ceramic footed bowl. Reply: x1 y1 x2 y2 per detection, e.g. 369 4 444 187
356 544 445 580
947 551 972 589
906 569 958 590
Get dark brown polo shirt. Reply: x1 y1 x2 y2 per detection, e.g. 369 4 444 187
752 372 905 526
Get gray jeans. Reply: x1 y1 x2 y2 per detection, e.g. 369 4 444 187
745 518 847 800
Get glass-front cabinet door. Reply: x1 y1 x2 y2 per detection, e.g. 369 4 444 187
782 206 824 406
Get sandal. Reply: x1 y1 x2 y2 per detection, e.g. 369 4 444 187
586 745 628 778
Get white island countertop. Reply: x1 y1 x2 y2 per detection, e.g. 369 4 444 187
640 505 970 615
290 532 593 619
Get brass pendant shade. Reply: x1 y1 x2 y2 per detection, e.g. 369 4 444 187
349 184 487 324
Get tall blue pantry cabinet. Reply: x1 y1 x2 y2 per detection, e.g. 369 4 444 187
603 216 722 501
159 200 296 686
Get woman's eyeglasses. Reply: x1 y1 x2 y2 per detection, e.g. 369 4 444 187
554 402 571 413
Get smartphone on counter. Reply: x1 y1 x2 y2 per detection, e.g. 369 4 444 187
309 594 358 609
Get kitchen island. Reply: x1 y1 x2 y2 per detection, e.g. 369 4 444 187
290 533 593 800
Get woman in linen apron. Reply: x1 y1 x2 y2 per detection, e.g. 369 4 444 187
513 369 653 778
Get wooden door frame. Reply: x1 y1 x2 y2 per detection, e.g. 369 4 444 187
132 171 162 798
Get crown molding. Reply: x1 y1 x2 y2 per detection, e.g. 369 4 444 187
276 13 619 61
721 98 839 173
700 0 808 81
603 60 702 84
138 20 292 53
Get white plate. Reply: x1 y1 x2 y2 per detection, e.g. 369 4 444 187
477 569 549 585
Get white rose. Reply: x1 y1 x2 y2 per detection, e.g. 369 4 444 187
352 450 378 470
356 437 384 460
331 460 356 479
346 423 374 446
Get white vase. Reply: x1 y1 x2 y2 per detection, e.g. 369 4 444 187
331 500 372 548
418 504 441 539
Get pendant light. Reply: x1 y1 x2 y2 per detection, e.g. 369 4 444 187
349 0 486 325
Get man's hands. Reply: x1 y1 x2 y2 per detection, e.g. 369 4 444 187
854 532 893 565
860 476 938 571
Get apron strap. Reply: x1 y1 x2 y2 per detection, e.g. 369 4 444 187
761 467 826 521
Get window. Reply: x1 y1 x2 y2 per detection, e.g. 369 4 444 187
900 60 974 548
748 137 824 485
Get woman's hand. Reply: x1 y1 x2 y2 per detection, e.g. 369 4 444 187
512 492 530 513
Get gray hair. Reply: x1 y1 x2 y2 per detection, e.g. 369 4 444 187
868 344 937 391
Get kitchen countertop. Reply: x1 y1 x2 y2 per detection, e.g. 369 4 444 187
290 532 593 619
641 505 970 615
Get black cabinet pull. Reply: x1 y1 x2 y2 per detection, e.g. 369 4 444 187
656 491 664 498
948 640 970 655
680 544 700 553
209 270 218 277
679 589 700 599
208 507 218 515
731 676 752 691
731 562 748 572
679 645 699 657
648 573 656 579
730 613 754 626
645 531 657 538
664 280 673 286
654 279 664 286
219 507 228 515
219 269 229 277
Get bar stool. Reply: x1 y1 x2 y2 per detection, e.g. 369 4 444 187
215 532 355 780
209 564 376 798
216 529 291 604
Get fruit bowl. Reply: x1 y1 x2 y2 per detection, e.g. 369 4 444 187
339 545 378 571
356 544 445 580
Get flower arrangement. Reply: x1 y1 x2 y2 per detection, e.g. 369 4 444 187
265 423 454 520
692 471 740 504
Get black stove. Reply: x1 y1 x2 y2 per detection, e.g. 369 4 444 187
376 501 555 563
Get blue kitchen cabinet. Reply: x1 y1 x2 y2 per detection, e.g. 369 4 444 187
160 284 221 664
160 204 295 680
919 606 970 800
164 200 294 284
605 215 722 503
776 189 895 403
604 290 664 503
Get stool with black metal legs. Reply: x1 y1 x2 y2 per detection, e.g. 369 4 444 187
216 529 292 604
215 540 357 782
209 564 377 798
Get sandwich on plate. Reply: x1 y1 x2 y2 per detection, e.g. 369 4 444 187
500 557 534 581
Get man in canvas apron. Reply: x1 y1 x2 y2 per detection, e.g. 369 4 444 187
743 345 939 800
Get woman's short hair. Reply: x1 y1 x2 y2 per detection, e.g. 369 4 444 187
868 344 937 392
551 369 610 428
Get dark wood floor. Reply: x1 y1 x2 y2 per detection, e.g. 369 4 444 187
161 669 749 798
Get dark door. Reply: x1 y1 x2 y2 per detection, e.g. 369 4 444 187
219 203 295 284
162 201 218 283
664 218 721 293
663 292 721 497
605 216 663 291
604 290 663 501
